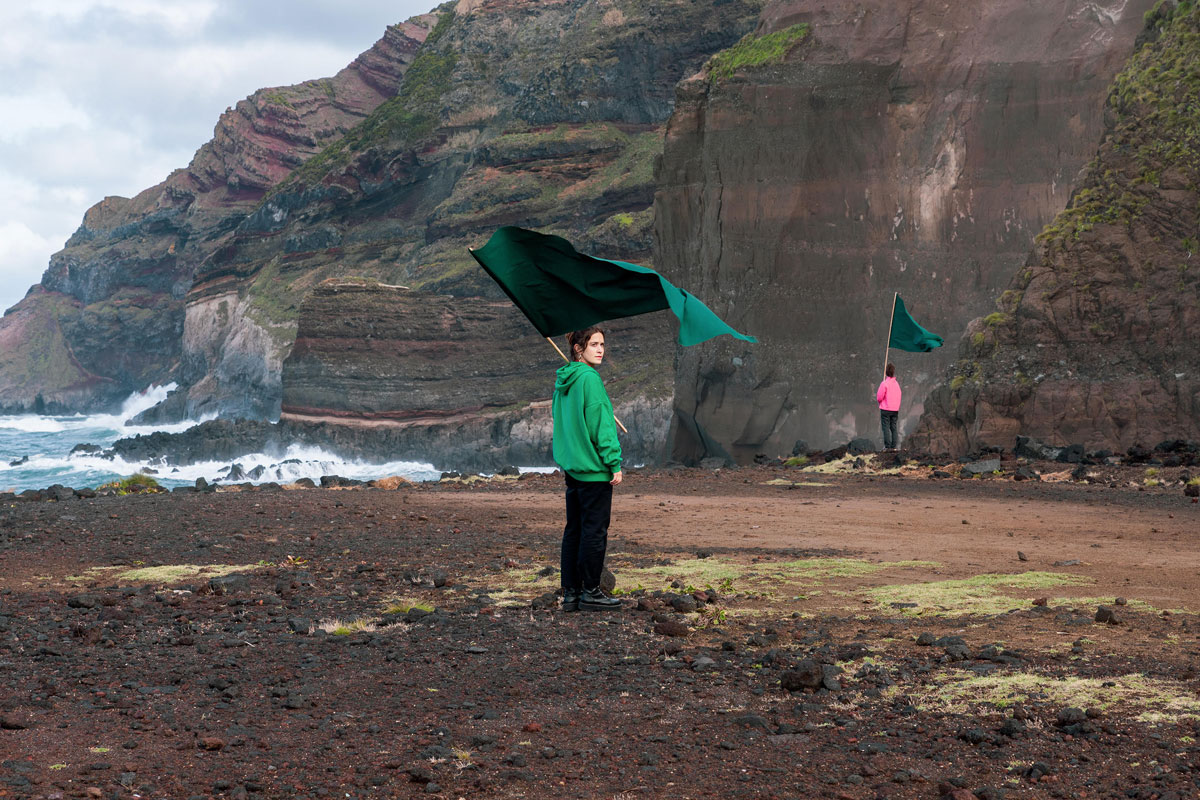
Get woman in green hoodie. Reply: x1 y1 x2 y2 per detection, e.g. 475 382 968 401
553 326 623 612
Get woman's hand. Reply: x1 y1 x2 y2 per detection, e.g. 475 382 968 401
610 470 623 486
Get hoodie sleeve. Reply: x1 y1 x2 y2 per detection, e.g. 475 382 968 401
876 380 888 406
582 373 623 474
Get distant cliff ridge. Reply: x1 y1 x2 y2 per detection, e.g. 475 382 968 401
655 0 1157 462
0 17 436 413
911 2 1200 455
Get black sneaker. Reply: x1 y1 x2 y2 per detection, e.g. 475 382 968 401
561 588 581 612
580 587 621 610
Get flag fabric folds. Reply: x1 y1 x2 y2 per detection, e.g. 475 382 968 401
888 295 943 353
470 226 755 346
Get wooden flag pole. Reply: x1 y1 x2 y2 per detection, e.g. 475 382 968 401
883 291 898 376
547 337 628 434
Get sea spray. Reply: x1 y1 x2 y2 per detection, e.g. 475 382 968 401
0 385 488 492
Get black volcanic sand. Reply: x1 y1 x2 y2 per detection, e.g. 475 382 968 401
1 466 1198 800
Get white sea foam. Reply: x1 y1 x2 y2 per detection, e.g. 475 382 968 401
0 384 552 492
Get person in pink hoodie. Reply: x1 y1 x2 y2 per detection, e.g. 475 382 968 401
877 363 901 450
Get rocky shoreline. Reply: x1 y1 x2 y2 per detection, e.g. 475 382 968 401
1 465 1198 798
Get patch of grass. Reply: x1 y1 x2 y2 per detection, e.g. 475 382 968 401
98 473 162 494
916 671 1200 723
783 455 809 467
866 571 1094 616
619 556 939 594
707 23 811 82
382 599 434 615
111 563 263 584
983 312 1008 327
319 617 377 636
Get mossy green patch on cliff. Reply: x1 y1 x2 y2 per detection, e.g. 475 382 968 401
706 23 810 82
1036 3 1200 251
276 10 457 193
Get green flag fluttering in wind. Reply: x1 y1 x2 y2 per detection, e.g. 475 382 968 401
469 226 756 346
888 294 943 353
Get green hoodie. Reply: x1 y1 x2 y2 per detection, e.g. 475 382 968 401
552 361 622 481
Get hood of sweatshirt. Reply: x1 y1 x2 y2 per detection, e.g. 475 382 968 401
554 361 595 395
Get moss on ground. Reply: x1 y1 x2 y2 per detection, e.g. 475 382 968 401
71 563 266 584
866 572 1095 616
914 670 1200 723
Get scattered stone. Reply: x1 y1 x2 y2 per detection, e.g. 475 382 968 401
915 632 938 646
209 574 252 594
287 618 311 634
961 459 1001 475
1052 558 1081 567
780 659 823 692
669 594 698 613
0 713 32 730
1017 551 1028 562
200 737 225 751
599 568 616 593
1114 596 1127 606
1032 597 1047 606
1094 606 1121 625
654 620 689 638
67 593 101 609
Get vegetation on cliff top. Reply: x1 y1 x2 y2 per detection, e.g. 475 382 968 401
706 23 810 82
274 9 457 194
1035 1 1199 251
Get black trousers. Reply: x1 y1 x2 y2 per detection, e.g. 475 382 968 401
561 474 612 592
880 409 899 449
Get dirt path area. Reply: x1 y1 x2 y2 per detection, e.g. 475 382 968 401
0 466 1197 800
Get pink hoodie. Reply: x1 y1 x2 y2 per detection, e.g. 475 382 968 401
876 376 901 412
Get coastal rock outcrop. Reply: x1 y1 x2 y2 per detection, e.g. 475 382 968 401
655 0 1157 462
911 3 1200 456
0 17 435 413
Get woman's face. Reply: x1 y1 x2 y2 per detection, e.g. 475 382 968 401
577 332 605 367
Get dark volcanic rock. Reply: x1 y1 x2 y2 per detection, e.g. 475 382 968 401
658 0 1155 461
780 659 823 692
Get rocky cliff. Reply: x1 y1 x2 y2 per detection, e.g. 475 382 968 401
140 0 761 424
911 1 1200 456
0 18 435 413
655 0 1158 463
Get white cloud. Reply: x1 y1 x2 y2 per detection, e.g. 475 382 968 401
0 221 61 313
0 0 437 314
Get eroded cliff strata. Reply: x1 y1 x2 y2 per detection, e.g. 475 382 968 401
655 0 1157 462
911 2 1200 456
275 280 671 469
0 18 435 413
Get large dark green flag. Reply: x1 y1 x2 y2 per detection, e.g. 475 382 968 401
889 295 943 352
469 226 755 346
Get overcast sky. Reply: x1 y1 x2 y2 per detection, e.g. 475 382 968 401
0 0 437 314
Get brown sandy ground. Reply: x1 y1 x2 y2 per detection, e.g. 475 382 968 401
0 461 1198 800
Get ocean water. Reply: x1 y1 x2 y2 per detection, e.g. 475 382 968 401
0 384 451 493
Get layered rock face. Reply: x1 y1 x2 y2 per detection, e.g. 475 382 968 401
276 280 671 468
149 0 761 423
0 19 434 413
656 0 1157 462
911 3 1200 456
